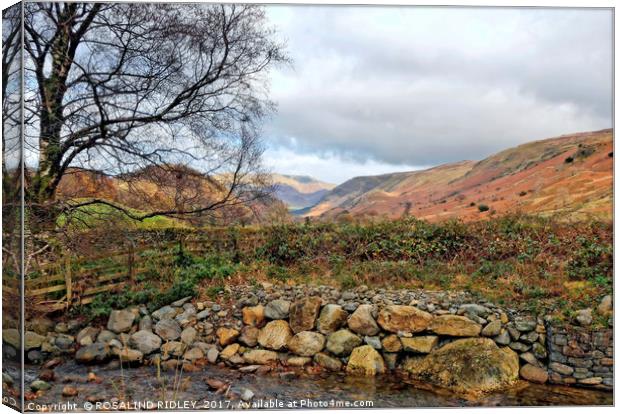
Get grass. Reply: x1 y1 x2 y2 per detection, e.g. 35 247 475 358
74 214 611 326
56 200 185 230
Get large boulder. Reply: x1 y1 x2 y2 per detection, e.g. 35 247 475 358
243 349 278 365
326 329 362 356
405 337 519 394
287 331 325 357
347 305 379 336
377 305 432 334
216 328 240 346
428 315 481 337
129 330 162 355
257 320 292 350
346 345 386 376
242 305 265 327
154 319 182 341
264 300 291 320
317 304 348 334
107 310 136 334
289 297 322 333
75 343 110 363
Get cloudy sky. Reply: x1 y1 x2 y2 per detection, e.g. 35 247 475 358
261 6 612 184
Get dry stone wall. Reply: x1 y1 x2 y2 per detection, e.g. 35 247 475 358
2 285 613 394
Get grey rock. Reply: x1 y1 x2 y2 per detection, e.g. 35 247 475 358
549 362 574 375
181 327 197 345
24 331 46 350
152 305 178 321
597 295 612 315
96 330 117 344
532 342 547 359
107 310 135 334
575 308 593 326
457 304 491 318
481 320 502 337
326 329 362 356
129 330 162 355
77 327 100 345
364 336 382 350
514 318 537 332
139 316 153 332
313 352 343 372
54 334 75 350
3 372 14 386
154 319 182 341
240 388 254 401
207 348 219 363
196 310 211 320
171 296 192 307
508 342 531 352
27 350 44 363
183 347 204 361
30 380 51 391
76 343 109 363
520 331 539 344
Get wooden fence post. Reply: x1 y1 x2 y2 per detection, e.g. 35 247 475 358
128 243 135 279
64 255 72 307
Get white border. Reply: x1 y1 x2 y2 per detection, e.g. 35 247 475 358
0 1 616 414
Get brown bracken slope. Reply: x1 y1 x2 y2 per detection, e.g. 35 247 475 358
306 129 613 222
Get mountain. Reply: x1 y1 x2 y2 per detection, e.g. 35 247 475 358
271 174 335 210
305 129 613 221
56 165 286 226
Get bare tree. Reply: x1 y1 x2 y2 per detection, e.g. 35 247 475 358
22 2 287 225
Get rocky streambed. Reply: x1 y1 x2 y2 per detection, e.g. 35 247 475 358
2 284 614 409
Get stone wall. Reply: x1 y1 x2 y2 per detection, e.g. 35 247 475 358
546 324 613 389
2 284 614 394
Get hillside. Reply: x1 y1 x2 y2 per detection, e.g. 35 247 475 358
272 174 335 209
56 165 284 226
306 129 613 221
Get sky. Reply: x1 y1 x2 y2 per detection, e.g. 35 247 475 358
261 6 612 184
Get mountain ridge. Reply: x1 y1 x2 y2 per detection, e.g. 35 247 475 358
305 129 613 221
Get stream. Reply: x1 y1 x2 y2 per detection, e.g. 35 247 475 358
5 360 613 411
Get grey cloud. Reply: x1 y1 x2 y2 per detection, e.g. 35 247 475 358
264 6 612 166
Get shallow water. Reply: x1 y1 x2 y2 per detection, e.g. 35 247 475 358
12 360 613 411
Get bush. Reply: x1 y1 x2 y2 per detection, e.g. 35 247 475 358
564 156 574 163
566 236 612 282
478 204 490 212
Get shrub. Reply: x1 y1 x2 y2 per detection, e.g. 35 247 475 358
566 236 612 282
564 156 574 163
478 204 490 212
